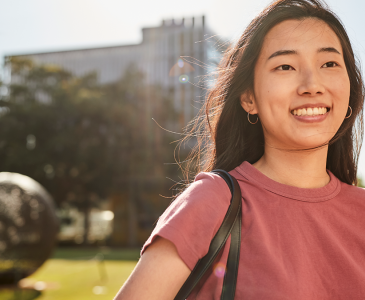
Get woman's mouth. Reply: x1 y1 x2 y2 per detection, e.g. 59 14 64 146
291 107 329 116
290 106 330 123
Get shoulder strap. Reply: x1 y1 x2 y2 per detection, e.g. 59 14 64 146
221 176 242 299
174 170 242 300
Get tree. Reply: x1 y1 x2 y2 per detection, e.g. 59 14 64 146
0 57 178 246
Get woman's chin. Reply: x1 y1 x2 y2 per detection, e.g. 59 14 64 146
289 138 331 150
271 135 332 151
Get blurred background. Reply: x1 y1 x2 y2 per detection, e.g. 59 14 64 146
1 0 365 299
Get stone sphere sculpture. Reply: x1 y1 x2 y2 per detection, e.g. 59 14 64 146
0 173 59 284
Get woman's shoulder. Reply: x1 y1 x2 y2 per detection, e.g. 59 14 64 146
155 172 233 228
193 171 231 191
175 171 232 210
142 172 234 269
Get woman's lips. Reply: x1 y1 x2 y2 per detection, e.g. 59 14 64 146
292 112 329 123
291 105 330 123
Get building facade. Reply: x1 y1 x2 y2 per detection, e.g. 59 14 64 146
5 16 220 128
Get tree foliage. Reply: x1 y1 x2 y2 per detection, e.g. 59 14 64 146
0 57 178 245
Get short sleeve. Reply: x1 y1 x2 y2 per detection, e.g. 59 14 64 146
141 172 232 270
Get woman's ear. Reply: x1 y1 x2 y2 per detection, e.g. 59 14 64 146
240 91 258 114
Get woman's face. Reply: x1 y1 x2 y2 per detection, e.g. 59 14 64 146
241 18 350 150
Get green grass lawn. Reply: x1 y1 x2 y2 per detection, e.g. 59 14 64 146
2 248 140 300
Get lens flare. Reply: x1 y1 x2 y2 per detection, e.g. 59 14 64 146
179 74 189 83
178 58 184 68
93 286 107 295
214 262 226 278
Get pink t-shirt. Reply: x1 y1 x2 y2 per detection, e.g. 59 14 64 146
142 161 365 299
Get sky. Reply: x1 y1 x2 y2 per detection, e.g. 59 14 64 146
2 0 365 177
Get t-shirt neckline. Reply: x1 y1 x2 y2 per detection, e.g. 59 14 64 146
235 161 341 202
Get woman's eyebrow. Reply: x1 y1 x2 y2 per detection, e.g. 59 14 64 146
267 47 341 61
318 47 341 54
268 50 297 60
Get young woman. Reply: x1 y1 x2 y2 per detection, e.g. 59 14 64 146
115 0 365 298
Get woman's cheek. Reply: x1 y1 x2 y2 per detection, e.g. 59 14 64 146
331 77 350 116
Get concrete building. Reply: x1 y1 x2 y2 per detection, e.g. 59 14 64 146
5 16 220 127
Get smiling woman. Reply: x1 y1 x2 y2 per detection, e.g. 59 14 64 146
115 0 365 299
239 18 353 186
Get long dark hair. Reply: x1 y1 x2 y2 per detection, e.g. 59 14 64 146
181 0 364 185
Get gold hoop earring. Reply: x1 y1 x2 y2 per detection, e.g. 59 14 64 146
345 106 352 119
247 111 258 125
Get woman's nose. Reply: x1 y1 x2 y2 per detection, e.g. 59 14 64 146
297 69 325 96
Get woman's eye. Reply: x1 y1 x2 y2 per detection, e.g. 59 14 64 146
322 62 338 68
276 65 294 71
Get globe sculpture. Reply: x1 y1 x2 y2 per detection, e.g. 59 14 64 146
0 173 59 284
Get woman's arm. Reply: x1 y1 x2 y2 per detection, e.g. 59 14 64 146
114 236 191 300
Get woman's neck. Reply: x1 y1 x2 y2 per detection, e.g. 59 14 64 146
253 144 330 189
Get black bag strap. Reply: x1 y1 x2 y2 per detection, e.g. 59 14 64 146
174 170 242 300
221 186 242 299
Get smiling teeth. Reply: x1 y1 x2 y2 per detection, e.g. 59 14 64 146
292 107 328 116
